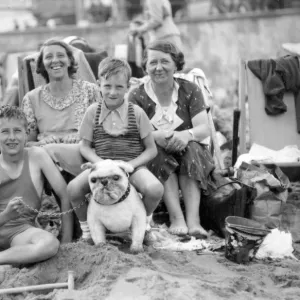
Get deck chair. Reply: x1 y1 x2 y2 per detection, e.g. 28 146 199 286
239 59 300 153
18 47 108 105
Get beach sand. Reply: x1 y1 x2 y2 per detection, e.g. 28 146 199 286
1 238 300 300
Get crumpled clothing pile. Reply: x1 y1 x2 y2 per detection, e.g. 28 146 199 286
144 225 224 252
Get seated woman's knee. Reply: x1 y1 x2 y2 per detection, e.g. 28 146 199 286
43 144 56 159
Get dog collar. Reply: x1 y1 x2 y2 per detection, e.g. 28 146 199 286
94 181 131 205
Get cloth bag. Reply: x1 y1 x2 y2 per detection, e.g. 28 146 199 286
236 162 290 229
200 172 255 237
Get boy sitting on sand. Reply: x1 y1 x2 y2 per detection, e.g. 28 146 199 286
67 57 164 240
0 106 73 265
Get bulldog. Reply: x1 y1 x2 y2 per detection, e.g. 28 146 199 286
82 159 147 253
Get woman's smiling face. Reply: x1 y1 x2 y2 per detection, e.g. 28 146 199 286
42 45 70 81
145 49 177 84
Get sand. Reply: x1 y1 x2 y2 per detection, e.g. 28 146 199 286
1 237 300 300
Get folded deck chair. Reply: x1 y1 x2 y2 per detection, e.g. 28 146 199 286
239 59 300 153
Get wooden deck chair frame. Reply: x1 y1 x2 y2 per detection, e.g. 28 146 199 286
193 77 225 170
18 56 33 106
238 59 300 154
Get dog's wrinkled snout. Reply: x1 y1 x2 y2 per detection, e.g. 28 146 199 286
100 178 108 186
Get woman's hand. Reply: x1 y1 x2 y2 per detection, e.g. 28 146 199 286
3 197 26 221
39 135 61 146
153 130 174 149
26 141 42 147
165 131 191 153
61 134 80 144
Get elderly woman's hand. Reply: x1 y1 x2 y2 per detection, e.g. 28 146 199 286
61 134 80 144
165 131 190 153
153 130 174 149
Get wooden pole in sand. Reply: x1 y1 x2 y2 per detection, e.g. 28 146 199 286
238 59 247 154
0 271 75 295
199 79 225 170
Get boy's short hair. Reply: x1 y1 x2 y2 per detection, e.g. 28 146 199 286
0 105 28 129
98 57 132 83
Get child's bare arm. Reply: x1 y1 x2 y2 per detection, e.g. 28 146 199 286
128 133 157 169
79 139 102 164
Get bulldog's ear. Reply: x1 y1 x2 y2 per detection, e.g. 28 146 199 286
81 162 94 171
114 161 134 174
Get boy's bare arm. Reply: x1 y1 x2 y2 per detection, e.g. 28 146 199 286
128 133 157 169
35 147 73 243
79 139 102 164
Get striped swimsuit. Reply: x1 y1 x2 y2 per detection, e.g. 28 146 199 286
93 102 144 161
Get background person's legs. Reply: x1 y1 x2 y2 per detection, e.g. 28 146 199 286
0 227 59 265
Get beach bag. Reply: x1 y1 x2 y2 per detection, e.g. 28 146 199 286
200 173 255 237
281 194 300 243
237 162 290 229
249 191 283 228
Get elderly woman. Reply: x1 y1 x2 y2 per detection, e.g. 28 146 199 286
128 41 215 237
22 39 99 147
21 39 99 176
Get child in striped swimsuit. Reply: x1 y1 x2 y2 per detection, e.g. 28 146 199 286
67 57 164 240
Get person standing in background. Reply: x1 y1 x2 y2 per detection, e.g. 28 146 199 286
130 0 182 51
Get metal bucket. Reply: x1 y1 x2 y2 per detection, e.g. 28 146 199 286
225 216 270 264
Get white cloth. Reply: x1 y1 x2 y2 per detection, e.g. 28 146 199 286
235 143 300 169
255 229 296 260
174 68 213 99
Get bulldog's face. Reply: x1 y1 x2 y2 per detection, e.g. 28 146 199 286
82 160 133 205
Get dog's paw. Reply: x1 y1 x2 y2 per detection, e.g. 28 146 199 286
130 244 144 254
95 242 106 248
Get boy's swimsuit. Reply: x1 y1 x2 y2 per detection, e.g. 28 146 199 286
93 101 144 161
0 149 40 250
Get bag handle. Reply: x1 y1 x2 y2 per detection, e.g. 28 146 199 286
216 179 252 190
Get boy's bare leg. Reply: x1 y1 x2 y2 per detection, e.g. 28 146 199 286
162 173 188 235
0 228 59 265
130 168 164 216
179 175 208 237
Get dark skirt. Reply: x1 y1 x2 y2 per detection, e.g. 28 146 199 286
148 141 215 194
